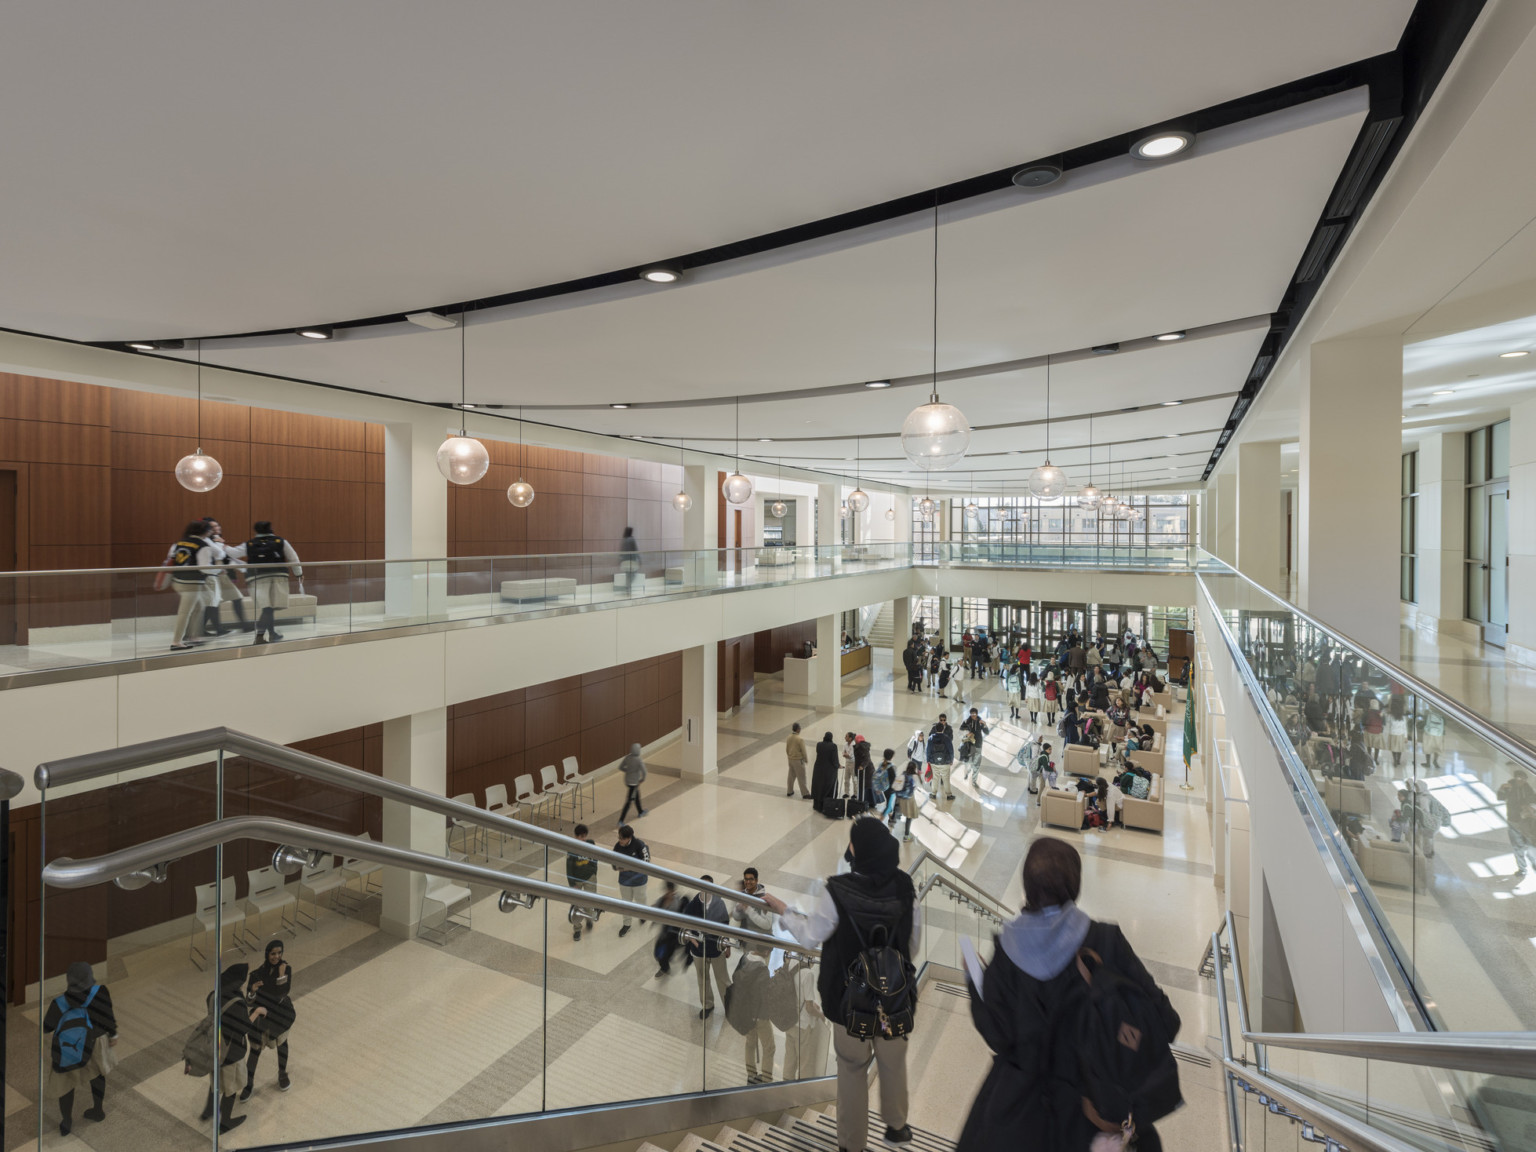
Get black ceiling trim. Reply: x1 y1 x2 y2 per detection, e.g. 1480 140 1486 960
1201 0 1489 480
106 60 1388 348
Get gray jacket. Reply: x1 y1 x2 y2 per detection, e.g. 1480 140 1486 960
621 745 647 787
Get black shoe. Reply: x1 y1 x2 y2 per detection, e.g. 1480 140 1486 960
278 1072 290 1092
253 634 268 645
699 1007 713 1019
885 1125 913 1144
239 1083 253 1102
619 924 631 937
83 1107 105 1122
220 1115 247 1134
269 630 284 641
656 967 669 977
574 929 582 941
200 1094 215 1122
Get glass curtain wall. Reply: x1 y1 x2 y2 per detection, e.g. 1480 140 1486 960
911 499 939 563
1465 421 1509 644
947 493 1192 548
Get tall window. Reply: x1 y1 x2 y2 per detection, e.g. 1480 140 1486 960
910 595 939 637
948 492 1193 548
1400 451 1417 603
1465 421 1509 636
911 499 938 563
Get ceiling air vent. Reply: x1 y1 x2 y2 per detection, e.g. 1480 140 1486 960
1295 223 1346 284
1247 354 1273 382
1324 116 1402 221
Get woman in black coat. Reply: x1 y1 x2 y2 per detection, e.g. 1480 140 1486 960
957 838 1181 1152
810 732 840 812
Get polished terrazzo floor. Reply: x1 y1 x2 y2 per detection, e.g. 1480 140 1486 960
5 654 1226 1152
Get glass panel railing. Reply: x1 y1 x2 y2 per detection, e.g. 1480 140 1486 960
931 541 1199 569
1200 563 1536 1032
32 740 845 1149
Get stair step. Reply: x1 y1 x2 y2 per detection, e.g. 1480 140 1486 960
675 1133 733 1152
812 1108 957 1152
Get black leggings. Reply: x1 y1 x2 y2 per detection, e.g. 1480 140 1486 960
247 1040 288 1079
620 785 643 822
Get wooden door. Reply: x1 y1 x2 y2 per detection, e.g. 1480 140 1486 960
0 470 16 646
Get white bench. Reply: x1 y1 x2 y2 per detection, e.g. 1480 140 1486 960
665 566 686 585
759 549 796 567
500 577 578 603
219 592 318 626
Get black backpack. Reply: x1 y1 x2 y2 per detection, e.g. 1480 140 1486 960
1056 942 1181 1139
833 897 917 1040
246 534 287 568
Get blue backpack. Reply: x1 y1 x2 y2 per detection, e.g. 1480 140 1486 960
52 985 100 1072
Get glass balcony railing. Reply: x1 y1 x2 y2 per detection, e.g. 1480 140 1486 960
1199 561 1536 1034
929 541 1202 569
0 544 913 673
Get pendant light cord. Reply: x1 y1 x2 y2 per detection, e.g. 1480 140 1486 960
195 338 202 450
931 193 940 404
459 310 468 435
1044 353 1051 462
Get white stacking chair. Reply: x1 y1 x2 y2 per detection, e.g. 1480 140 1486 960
513 773 538 825
337 834 384 915
191 878 250 970
296 856 344 929
245 866 298 940
560 755 592 819
418 874 472 945
485 782 518 856
448 792 483 858
540 764 576 827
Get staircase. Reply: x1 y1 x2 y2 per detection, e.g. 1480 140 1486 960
647 1108 956 1152
866 603 896 649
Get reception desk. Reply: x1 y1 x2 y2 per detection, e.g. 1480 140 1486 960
840 644 872 676
784 654 820 696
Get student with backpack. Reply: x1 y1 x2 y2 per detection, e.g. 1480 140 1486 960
763 818 919 1152
44 962 117 1137
955 837 1181 1152
242 940 297 1099
566 824 600 941
226 520 303 644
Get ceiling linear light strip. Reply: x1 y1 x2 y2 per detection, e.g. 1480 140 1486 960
111 56 1384 349
1200 2 1485 482
512 315 1271 413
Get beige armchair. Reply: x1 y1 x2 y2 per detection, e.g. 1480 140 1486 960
1041 787 1086 831
1122 775 1165 833
1063 744 1100 777
1127 739 1165 776
1318 776 1373 818
1357 838 1431 888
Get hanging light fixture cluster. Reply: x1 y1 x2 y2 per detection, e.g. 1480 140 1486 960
436 311 491 486
901 195 970 471
1028 354 1068 498
175 339 223 492
721 397 754 505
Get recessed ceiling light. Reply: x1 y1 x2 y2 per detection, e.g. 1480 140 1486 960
461 403 477 409
1154 331 1187 342
1011 162 1063 189
610 403 631 409
1501 350 1529 358
1165 433 1180 439
1161 400 1183 407
297 325 333 340
127 341 157 351
1433 389 1454 396
1131 130 1194 160
758 437 773 442
864 380 892 389
640 267 680 284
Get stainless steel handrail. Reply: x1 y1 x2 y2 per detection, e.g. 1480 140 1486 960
35 727 774 916
1242 1030 1536 1078
911 849 1012 921
1199 560 1536 768
0 544 916 581
40 814 820 959
1224 910 1254 1043
0 766 22 802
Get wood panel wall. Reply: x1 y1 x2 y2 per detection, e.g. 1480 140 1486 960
448 652 682 803
754 619 818 674
717 634 756 712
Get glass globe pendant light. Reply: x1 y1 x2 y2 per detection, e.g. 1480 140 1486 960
902 195 971 470
917 495 936 522
765 456 787 518
1028 353 1068 498
721 397 754 505
670 439 691 512
964 473 979 518
438 311 490 485
507 405 536 507
175 340 224 492
847 436 870 513
1077 413 1102 508
885 507 896 521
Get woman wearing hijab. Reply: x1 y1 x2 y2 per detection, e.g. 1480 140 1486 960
810 731 840 813
243 940 297 1097
43 961 117 1136
956 838 1180 1152
194 962 264 1134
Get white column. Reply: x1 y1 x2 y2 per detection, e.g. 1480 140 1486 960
1416 432 1468 635
1509 403 1536 660
817 483 838 553
384 419 449 620
682 464 719 587
679 643 719 780
1236 441 1282 593
891 596 911 678
815 613 840 712
1213 469 1237 566
1299 337 1402 658
893 491 913 552
379 707 448 939
792 496 812 548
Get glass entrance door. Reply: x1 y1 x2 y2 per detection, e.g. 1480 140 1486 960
1467 485 1508 646
1040 603 1086 650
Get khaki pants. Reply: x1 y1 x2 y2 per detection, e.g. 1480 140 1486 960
745 1016 776 1080
172 582 210 645
833 1028 908 1152
783 1017 829 1079
786 758 809 797
619 881 647 927
695 953 729 1010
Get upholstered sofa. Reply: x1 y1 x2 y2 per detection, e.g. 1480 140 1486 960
218 592 317 626
499 577 578 603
